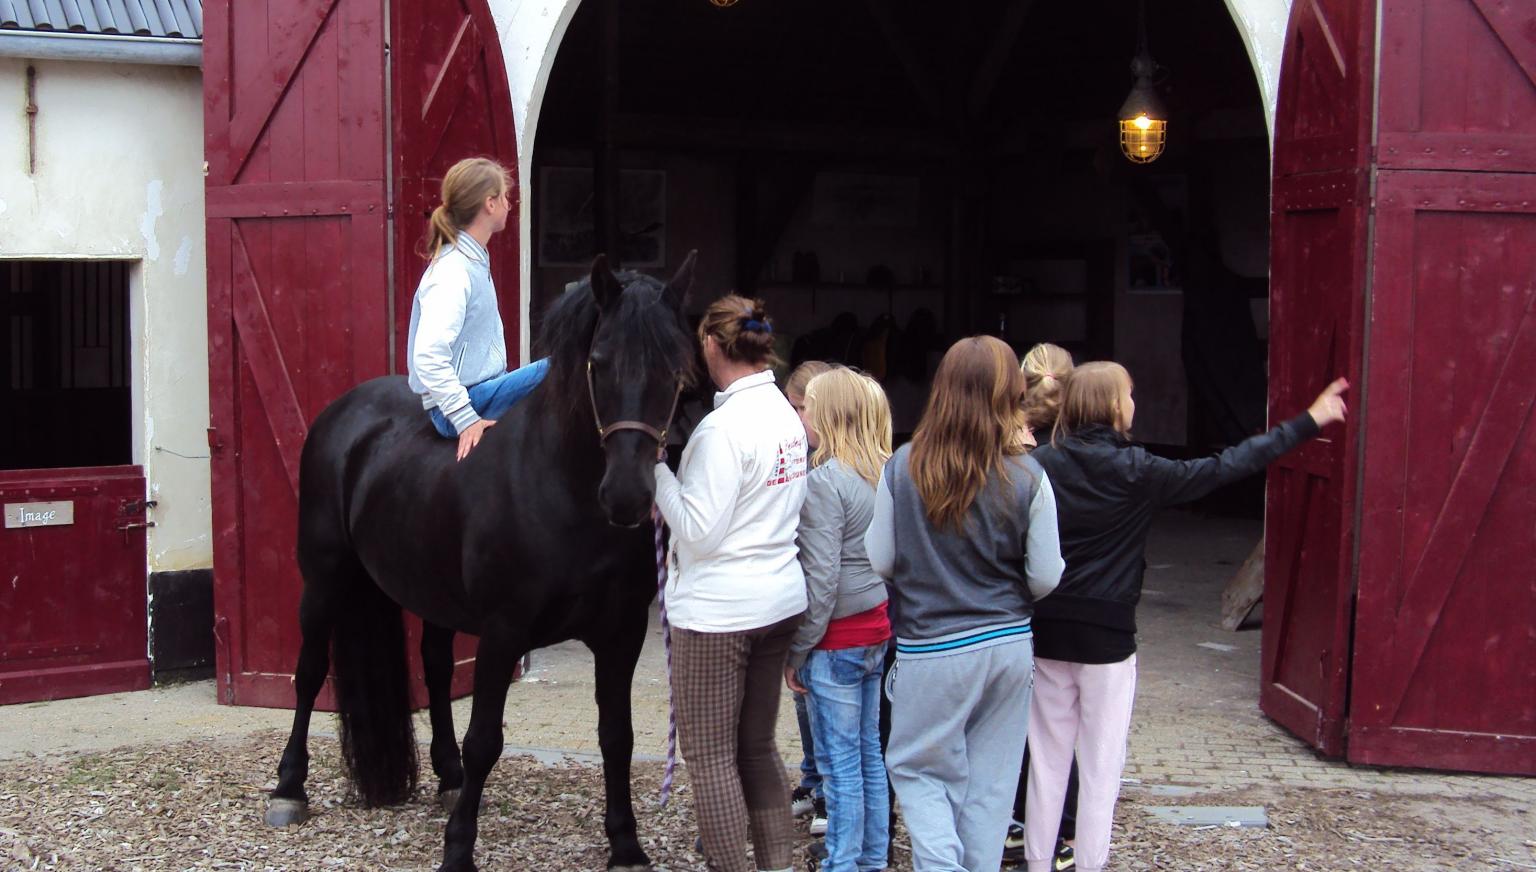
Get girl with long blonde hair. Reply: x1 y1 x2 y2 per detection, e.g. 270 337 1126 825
865 336 1065 872
1024 363 1348 872
406 157 548 460
783 368 894 872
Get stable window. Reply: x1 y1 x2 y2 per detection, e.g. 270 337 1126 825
1 260 132 470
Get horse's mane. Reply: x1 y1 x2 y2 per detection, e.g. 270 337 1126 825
537 270 698 427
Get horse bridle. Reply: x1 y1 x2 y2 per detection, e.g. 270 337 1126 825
586 356 685 446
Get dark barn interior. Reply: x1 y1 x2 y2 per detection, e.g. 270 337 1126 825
532 0 1270 510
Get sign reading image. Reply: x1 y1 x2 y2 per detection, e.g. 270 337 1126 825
4 501 75 529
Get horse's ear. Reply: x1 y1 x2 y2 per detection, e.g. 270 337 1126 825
663 250 697 313
590 254 621 311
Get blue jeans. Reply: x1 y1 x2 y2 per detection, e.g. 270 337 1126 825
795 692 822 797
429 358 550 437
801 643 890 872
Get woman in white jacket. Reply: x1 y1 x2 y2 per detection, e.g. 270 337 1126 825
653 295 808 872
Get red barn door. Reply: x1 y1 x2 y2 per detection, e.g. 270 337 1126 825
204 0 392 706
387 0 523 694
1349 1 1536 775
1261 0 1376 756
205 0 519 708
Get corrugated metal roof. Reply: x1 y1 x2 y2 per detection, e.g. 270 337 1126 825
0 0 202 39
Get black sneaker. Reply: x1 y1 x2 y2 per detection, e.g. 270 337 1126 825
791 785 817 817
1002 822 1025 864
809 797 828 836
1054 839 1075 871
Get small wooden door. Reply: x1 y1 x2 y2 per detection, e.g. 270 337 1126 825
1348 0 1536 775
0 467 150 704
1261 0 1376 756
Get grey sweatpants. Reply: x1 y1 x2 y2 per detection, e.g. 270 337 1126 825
885 639 1034 872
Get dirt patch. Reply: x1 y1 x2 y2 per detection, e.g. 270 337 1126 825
1 732 1530 871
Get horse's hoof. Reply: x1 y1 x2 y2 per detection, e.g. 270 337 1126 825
608 865 654 872
437 788 460 813
264 797 309 827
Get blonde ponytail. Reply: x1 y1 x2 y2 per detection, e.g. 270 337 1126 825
419 157 512 260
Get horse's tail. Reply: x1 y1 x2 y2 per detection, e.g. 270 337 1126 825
331 575 418 806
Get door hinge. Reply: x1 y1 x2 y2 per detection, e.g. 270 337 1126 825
207 427 224 453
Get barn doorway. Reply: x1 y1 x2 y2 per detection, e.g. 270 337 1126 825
530 0 1270 510
0 257 150 704
1 259 133 471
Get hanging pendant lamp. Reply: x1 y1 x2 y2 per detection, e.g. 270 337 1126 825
1119 0 1167 164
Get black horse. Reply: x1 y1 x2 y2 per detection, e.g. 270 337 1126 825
263 253 699 872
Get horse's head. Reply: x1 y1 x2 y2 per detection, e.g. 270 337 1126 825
540 251 699 528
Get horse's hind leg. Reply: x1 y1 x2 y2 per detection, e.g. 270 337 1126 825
421 621 466 810
265 577 342 826
590 608 653 871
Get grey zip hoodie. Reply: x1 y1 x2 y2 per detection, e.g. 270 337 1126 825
405 232 508 432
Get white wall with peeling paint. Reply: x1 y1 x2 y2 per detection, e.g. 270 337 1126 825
485 0 1294 338
0 58 210 574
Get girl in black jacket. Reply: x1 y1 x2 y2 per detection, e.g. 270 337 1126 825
1022 362 1347 872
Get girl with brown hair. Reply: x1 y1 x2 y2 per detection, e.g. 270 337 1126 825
1024 363 1348 872
865 336 1065 872
405 157 548 460
653 295 808 872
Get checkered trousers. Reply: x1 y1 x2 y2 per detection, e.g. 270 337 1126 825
671 613 802 872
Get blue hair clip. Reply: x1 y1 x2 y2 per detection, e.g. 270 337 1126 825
743 318 772 335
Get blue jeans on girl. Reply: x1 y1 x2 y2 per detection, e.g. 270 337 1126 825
429 358 550 437
801 642 890 872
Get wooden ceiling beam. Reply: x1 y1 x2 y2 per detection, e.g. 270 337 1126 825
967 0 1037 121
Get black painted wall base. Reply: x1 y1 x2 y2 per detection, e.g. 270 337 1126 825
149 569 215 684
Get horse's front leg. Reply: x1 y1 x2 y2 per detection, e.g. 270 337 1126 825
421 621 466 810
438 623 524 872
265 584 338 826
590 607 653 871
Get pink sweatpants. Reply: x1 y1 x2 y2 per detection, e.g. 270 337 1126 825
1024 655 1137 872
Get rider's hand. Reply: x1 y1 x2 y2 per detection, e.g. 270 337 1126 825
457 419 496 461
784 665 807 695
1306 378 1349 428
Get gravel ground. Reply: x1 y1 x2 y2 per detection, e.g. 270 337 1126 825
1 730 1530 871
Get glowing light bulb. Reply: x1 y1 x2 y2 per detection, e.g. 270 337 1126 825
1134 114 1153 130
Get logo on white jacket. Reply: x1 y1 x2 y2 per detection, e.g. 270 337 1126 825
765 437 807 487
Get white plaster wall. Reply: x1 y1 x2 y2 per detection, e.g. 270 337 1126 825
1222 0 1292 139
0 58 210 573
487 0 587 363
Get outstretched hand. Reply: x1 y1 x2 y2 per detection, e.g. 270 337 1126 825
1307 378 1349 428
457 419 496 461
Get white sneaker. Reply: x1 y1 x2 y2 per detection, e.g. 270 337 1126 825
809 797 828 836
790 786 816 818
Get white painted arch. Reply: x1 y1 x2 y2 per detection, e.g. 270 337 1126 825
485 0 1293 355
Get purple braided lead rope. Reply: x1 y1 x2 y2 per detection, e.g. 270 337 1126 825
652 503 678 807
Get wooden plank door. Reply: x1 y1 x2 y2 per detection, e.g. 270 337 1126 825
1260 0 1375 756
389 0 522 697
0 467 150 704
204 0 392 707
1348 0 1536 775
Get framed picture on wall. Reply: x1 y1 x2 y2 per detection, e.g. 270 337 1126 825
537 167 667 267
